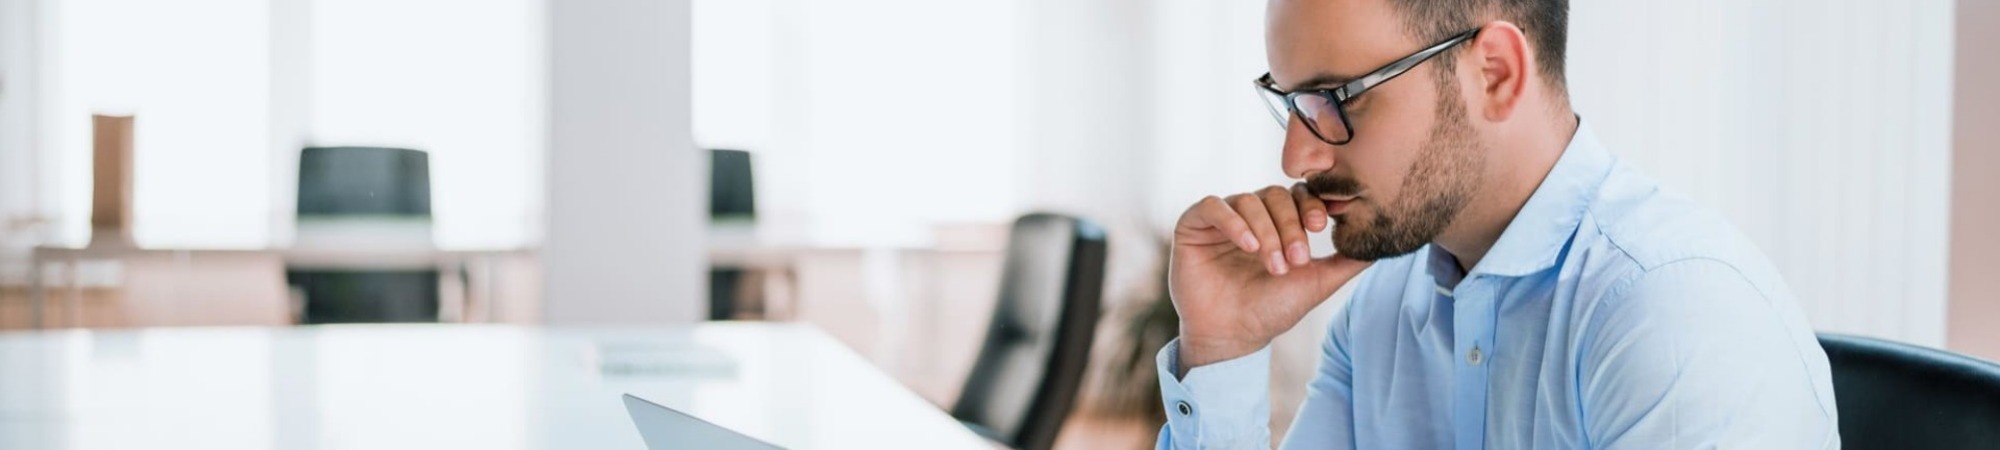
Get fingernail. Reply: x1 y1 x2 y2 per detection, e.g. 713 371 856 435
1288 243 1308 265
1240 232 1260 251
1270 251 1289 275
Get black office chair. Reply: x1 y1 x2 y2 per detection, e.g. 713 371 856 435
710 149 756 221
952 213 1108 450
709 149 756 320
288 146 439 324
1819 333 2000 449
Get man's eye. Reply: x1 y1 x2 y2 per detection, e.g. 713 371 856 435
1343 96 1367 115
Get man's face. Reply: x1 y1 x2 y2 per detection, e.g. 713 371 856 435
1267 0 1485 261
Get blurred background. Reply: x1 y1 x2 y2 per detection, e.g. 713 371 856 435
0 0 1994 448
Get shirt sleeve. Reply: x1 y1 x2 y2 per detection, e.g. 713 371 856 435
1578 258 1839 449
1278 298 1358 449
1155 338 1273 450
1155 301 1359 450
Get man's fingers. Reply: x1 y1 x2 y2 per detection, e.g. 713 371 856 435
1182 196 1260 252
1258 186 1310 267
1226 193 1287 275
1291 183 1328 233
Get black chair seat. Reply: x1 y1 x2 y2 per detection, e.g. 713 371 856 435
287 270 440 324
1819 333 2000 449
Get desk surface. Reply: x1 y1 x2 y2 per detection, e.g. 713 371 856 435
31 242 529 270
0 323 990 449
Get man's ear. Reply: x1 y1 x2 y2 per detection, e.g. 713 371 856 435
1470 21 1531 122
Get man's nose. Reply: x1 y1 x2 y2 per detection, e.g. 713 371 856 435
1280 115 1338 180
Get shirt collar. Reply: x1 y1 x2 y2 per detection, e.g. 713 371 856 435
1457 119 1616 278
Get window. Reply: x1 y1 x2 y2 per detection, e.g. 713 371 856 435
37 0 545 249
48 0 272 247
309 0 544 249
693 0 1019 246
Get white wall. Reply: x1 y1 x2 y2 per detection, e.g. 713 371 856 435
1015 0 1150 222
1144 1 1292 229
543 0 702 325
1568 0 1956 346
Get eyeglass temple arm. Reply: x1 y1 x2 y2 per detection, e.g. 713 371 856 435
1339 29 1482 100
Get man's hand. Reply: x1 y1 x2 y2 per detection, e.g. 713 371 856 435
1170 183 1373 377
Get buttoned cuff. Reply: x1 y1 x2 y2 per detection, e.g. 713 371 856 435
1157 338 1272 449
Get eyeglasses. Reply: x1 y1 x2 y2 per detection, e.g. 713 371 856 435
1254 28 1481 145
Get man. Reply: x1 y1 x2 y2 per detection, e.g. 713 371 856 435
1157 0 1839 448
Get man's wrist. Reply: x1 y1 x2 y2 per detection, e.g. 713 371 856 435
1176 333 1268 378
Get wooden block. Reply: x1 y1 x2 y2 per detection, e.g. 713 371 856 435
90 114 135 245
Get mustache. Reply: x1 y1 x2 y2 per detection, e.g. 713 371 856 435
1303 173 1363 198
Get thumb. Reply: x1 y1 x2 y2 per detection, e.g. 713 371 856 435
1297 254 1374 294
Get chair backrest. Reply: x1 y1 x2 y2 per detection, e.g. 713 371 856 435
297 146 432 218
709 149 755 221
707 149 757 321
1819 333 2000 449
291 146 438 324
951 213 1107 450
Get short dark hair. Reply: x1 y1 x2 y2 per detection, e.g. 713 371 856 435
1386 0 1567 88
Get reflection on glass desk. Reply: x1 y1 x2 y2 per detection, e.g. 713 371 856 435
0 323 990 449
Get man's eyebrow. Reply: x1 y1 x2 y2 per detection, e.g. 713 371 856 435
1284 72 1360 92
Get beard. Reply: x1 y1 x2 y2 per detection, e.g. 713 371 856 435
1306 77 1484 261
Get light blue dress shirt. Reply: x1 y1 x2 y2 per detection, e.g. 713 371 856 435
1155 123 1840 449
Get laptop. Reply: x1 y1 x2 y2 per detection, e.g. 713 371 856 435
623 394 786 450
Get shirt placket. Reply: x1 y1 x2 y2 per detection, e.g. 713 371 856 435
1450 280 1496 450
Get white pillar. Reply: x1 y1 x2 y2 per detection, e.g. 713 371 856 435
266 0 310 247
0 0 41 230
544 0 703 324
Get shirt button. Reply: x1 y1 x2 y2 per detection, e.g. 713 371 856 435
1467 345 1484 366
1176 401 1193 416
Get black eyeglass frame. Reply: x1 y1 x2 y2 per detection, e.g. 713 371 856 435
1255 28 1483 145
